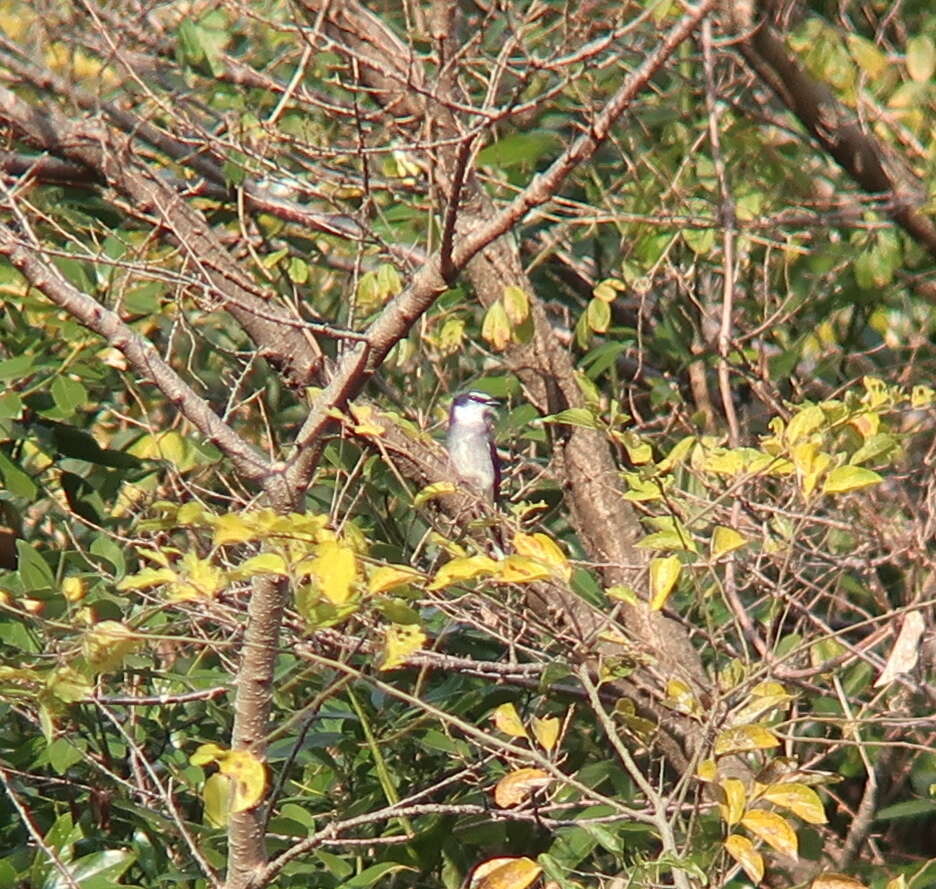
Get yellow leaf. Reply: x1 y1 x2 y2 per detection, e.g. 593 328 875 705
715 724 781 756
115 566 177 591
212 513 258 546
369 564 423 595
82 621 138 674
62 576 86 602
720 777 747 825
348 403 386 437
168 552 227 601
469 857 542 889
760 782 827 824
711 526 747 559
649 555 682 610
811 875 868 889
822 465 882 494
380 623 426 670
428 555 499 590
493 768 551 808
203 772 230 827
512 532 571 581
531 716 560 752
228 552 288 580
496 555 551 584
724 834 764 883
414 481 459 506
222 750 267 813
741 809 798 859
307 541 357 604
696 759 717 782
665 679 701 716
481 300 511 351
493 702 528 739
190 744 267 814
502 285 530 325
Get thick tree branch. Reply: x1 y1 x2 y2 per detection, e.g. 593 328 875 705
723 1 936 259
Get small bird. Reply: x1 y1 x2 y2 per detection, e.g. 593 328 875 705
446 391 501 504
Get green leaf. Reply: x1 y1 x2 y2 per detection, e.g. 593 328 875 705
16 540 55 591
540 408 600 429
51 377 88 417
586 298 610 333
0 390 23 418
0 353 35 381
477 131 561 169
0 449 37 499
339 862 417 888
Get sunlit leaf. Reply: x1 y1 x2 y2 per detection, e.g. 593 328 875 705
741 809 798 858
493 768 550 808
428 555 499 590
822 465 882 494
512 532 571 581
649 555 682 609
414 481 459 506
482 300 512 351
906 35 935 82
724 834 764 883
502 285 530 325
379 623 426 670
714 724 781 756
760 782 827 824
875 610 925 687
493 702 528 739
83 621 139 674
369 564 423 594
191 744 266 813
711 526 746 559
307 541 358 605
720 777 746 825
46 666 93 704
531 716 560 752
469 857 542 889
811 874 868 889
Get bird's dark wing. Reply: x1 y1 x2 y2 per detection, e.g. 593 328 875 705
489 437 501 505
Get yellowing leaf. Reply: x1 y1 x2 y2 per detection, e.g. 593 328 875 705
469 857 542 889
83 621 138 674
348 403 386 437
307 541 357 604
190 744 267 814
493 702 527 739
116 566 177 591
586 297 610 333
696 759 717 782
62 576 86 602
369 564 423 595
531 716 560 751
228 552 288 580
502 285 530 325
714 724 781 756
168 552 227 602
823 465 882 494
741 809 798 859
203 772 230 827
46 666 92 703
511 532 571 581
482 300 511 351
496 556 551 584
760 782 827 824
493 768 550 808
649 555 682 610
428 555 499 590
711 526 747 559
414 481 459 506
665 679 701 716
720 777 747 825
212 514 257 546
379 623 426 670
724 834 764 883
811 875 868 889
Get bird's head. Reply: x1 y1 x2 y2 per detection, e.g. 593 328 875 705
449 391 499 429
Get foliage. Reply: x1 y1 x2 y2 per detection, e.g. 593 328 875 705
0 0 933 888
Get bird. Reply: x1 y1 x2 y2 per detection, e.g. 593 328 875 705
446 391 501 504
